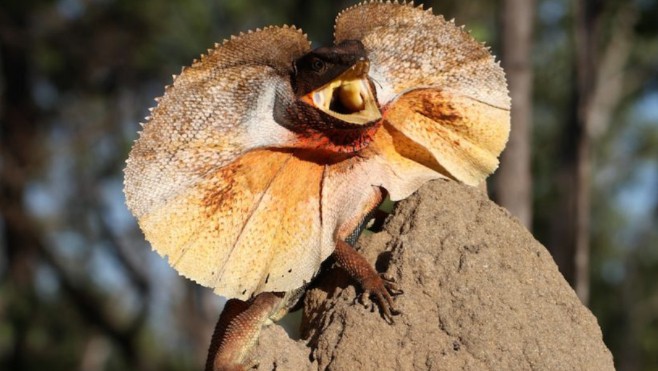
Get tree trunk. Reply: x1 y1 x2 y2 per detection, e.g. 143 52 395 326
573 0 596 307
573 0 637 306
493 0 535 229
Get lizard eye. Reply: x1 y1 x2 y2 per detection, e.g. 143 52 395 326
311 58 326 72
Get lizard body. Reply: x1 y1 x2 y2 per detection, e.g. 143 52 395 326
123 2 510 369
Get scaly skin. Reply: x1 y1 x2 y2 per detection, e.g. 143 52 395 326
206 188 398 368
123 1 510 369
206 293 282 371
205 243 400 369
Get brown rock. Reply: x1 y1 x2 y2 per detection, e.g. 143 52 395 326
252 324 316 371
253 180 614 371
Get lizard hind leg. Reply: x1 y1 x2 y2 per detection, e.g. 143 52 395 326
205 292 284 371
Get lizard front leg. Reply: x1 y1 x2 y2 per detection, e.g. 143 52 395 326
333 187 401 323
205 292 283 371
333 239 401 322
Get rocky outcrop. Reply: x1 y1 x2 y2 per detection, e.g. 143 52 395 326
252 180 614 371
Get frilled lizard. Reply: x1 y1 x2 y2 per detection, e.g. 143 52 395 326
123 2 510 370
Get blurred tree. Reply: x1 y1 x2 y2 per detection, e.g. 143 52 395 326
573 0 639 305
0 0 207 369
1 2 40 370
493 0 535 229
531 0 658 369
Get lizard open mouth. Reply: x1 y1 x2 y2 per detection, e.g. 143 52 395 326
302 60 382 126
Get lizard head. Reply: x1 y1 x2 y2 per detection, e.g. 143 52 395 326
276 40 382 154
292 40 381 125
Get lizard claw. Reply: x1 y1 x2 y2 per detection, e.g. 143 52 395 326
381 273 404 295
360 273 401 323
355 292 376 315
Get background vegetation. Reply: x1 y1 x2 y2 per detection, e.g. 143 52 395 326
1 0 656 370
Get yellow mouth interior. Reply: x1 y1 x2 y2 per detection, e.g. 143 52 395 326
303 61 381 125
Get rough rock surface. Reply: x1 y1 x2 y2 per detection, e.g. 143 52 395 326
252 180 614 370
